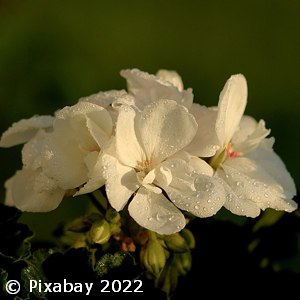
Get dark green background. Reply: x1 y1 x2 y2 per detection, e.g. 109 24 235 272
0 1 299 241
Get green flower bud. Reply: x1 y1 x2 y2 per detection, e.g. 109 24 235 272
105 208 121 224
174 251 192 276
140 238 167 276
157 257 179 296
180 228 196 249
89 219 111 244
164 233 188 253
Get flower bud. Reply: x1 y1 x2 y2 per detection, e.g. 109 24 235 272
174 251 192 276
105 207 121 224
140 238 166 276
89 219 111 244
157 257 179 295
180 228 196 249
163 233 188 253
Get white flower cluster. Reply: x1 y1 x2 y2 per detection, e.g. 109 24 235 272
0 69 297 234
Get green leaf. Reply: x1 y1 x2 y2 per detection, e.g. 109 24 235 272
0 268 8 294
94 251 133 277
21 249 54 299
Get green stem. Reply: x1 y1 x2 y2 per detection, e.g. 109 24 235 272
88 192 106 216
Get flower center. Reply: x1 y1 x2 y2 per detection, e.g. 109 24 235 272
225 143 240 158
136 159 152 173
209 143 240 170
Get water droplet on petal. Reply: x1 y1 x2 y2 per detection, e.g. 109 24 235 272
226 193 233 202
236 181 244 187
264 193 269 198
194 205 199 210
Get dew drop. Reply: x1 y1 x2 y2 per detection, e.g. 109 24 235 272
207 199 212 203
206 182 215 189
194 205 199 210
203 207 207 211
236 181 244 187
226 193 233 202
264 193 269 198
148 217 153 221
168 215 174 221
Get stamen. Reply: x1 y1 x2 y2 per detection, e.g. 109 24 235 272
225 143 240 158
137 160 151 171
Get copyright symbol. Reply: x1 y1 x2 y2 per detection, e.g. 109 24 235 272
5 280 20 295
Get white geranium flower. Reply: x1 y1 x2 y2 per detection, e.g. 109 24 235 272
190 74 297 217
41 101 113 196
0 102 113 212
101 99 225 235
0 116 65 211
0 115 54 148
120 68 193 110
78 89 134 123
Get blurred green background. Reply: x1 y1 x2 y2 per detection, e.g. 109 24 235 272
0 0 299 241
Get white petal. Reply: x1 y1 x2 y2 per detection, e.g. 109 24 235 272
128 187 186 235
4 176 15 207
42 132 89 190
143 169 156 185
86 108 113 148
11 169 65 212
165 175 225 218
75 152 105 196
55 102 110 151
155 158 224 217
156 69 184 91
138 100 198 165
79 90 128 108
157 165 173 186
168 151 214 176
215 170 261 217
246 141 297 200
233 119 270 154
42 102 112 190
121 68 193 110
156 158 197 193
216 74 247 146
231 115 257 145
222 158 297 214
115 105 146 168
102 153 139 211
22 129 48 169
0 115 53 147
184 104 220 157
